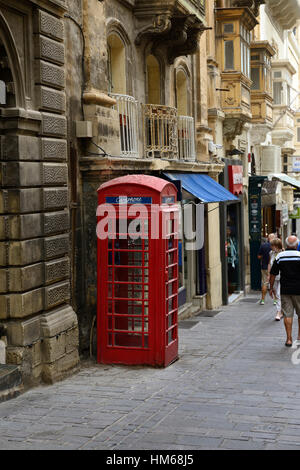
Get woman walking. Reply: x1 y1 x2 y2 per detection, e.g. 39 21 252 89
268 238 283 321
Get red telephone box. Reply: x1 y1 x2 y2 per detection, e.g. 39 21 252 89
97 174 179 367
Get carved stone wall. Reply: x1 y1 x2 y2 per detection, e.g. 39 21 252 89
0 0 79 386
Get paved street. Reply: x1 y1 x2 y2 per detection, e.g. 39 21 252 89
1 293 300 450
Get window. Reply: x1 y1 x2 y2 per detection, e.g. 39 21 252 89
274 71 282 78
240 24 250 77
176 69 188 116
251 67 260 90
287 85 291 107
107 34 126 94
224 23 234 34
297 127 300 142
284 155 288 164
273 82 283 105
225 40 234 70
146 55 161 104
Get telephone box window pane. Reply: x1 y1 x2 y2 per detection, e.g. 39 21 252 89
225 41 234 70
114 300 148 315
251 67 260 89
112 317 149 333
167 328 176 345
114 333 148 348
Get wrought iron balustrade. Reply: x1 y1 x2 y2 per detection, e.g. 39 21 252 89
142 104 178 159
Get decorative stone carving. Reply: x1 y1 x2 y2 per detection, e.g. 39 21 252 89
44 234 69 260
45 257 70 285
37 86 66 114
35 36 65 66
35 10 64 42
41 113 67 137
43 188 68 210
42 163 68 185
135 14 172 46
36 60 65 90
44 280 70 309
42 139 67 161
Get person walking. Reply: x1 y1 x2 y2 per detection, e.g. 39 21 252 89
268 238 283 321
258 233 276 305
269 235 300 347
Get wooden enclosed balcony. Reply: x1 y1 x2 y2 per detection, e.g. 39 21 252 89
215 7 258 140
250 41 275 128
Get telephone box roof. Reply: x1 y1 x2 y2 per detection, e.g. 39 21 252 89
98 174 175 193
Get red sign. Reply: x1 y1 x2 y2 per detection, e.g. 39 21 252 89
228 165 243 195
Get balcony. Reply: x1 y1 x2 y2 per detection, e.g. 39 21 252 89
266 0 300 30
249 41 275 144
271 60 297 148
216 7 258 141
110 97 196 161
110 93 139 158
134 0 207 64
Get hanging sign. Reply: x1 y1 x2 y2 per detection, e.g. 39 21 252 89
228 165 243 195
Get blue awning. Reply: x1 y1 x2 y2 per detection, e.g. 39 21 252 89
163 172 239 203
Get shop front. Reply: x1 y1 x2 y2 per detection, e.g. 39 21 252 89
162 172 239 311
219 160 244 304
261 180 278 238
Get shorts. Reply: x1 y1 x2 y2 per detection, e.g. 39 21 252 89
261 269 269 286
280 295 300 319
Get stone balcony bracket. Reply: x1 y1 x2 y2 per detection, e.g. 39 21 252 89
134 1 208 64
232 0 266 17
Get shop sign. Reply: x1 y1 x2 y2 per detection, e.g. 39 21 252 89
292 156 300 172
289 207 300 219
228 165 243 195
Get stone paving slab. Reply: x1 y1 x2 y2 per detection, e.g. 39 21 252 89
1 293 300 449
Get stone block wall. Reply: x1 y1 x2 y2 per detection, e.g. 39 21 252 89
0 0 79 386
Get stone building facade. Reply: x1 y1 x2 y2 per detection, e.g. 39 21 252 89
0 0 79 386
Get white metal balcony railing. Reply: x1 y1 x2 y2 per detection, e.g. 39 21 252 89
110 96 196 161
142 104 179 160
109 93 139 157
178 115 196 161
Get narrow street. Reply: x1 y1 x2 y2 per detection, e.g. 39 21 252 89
1 293 300 450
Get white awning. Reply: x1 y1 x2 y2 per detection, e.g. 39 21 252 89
268 173 300 190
